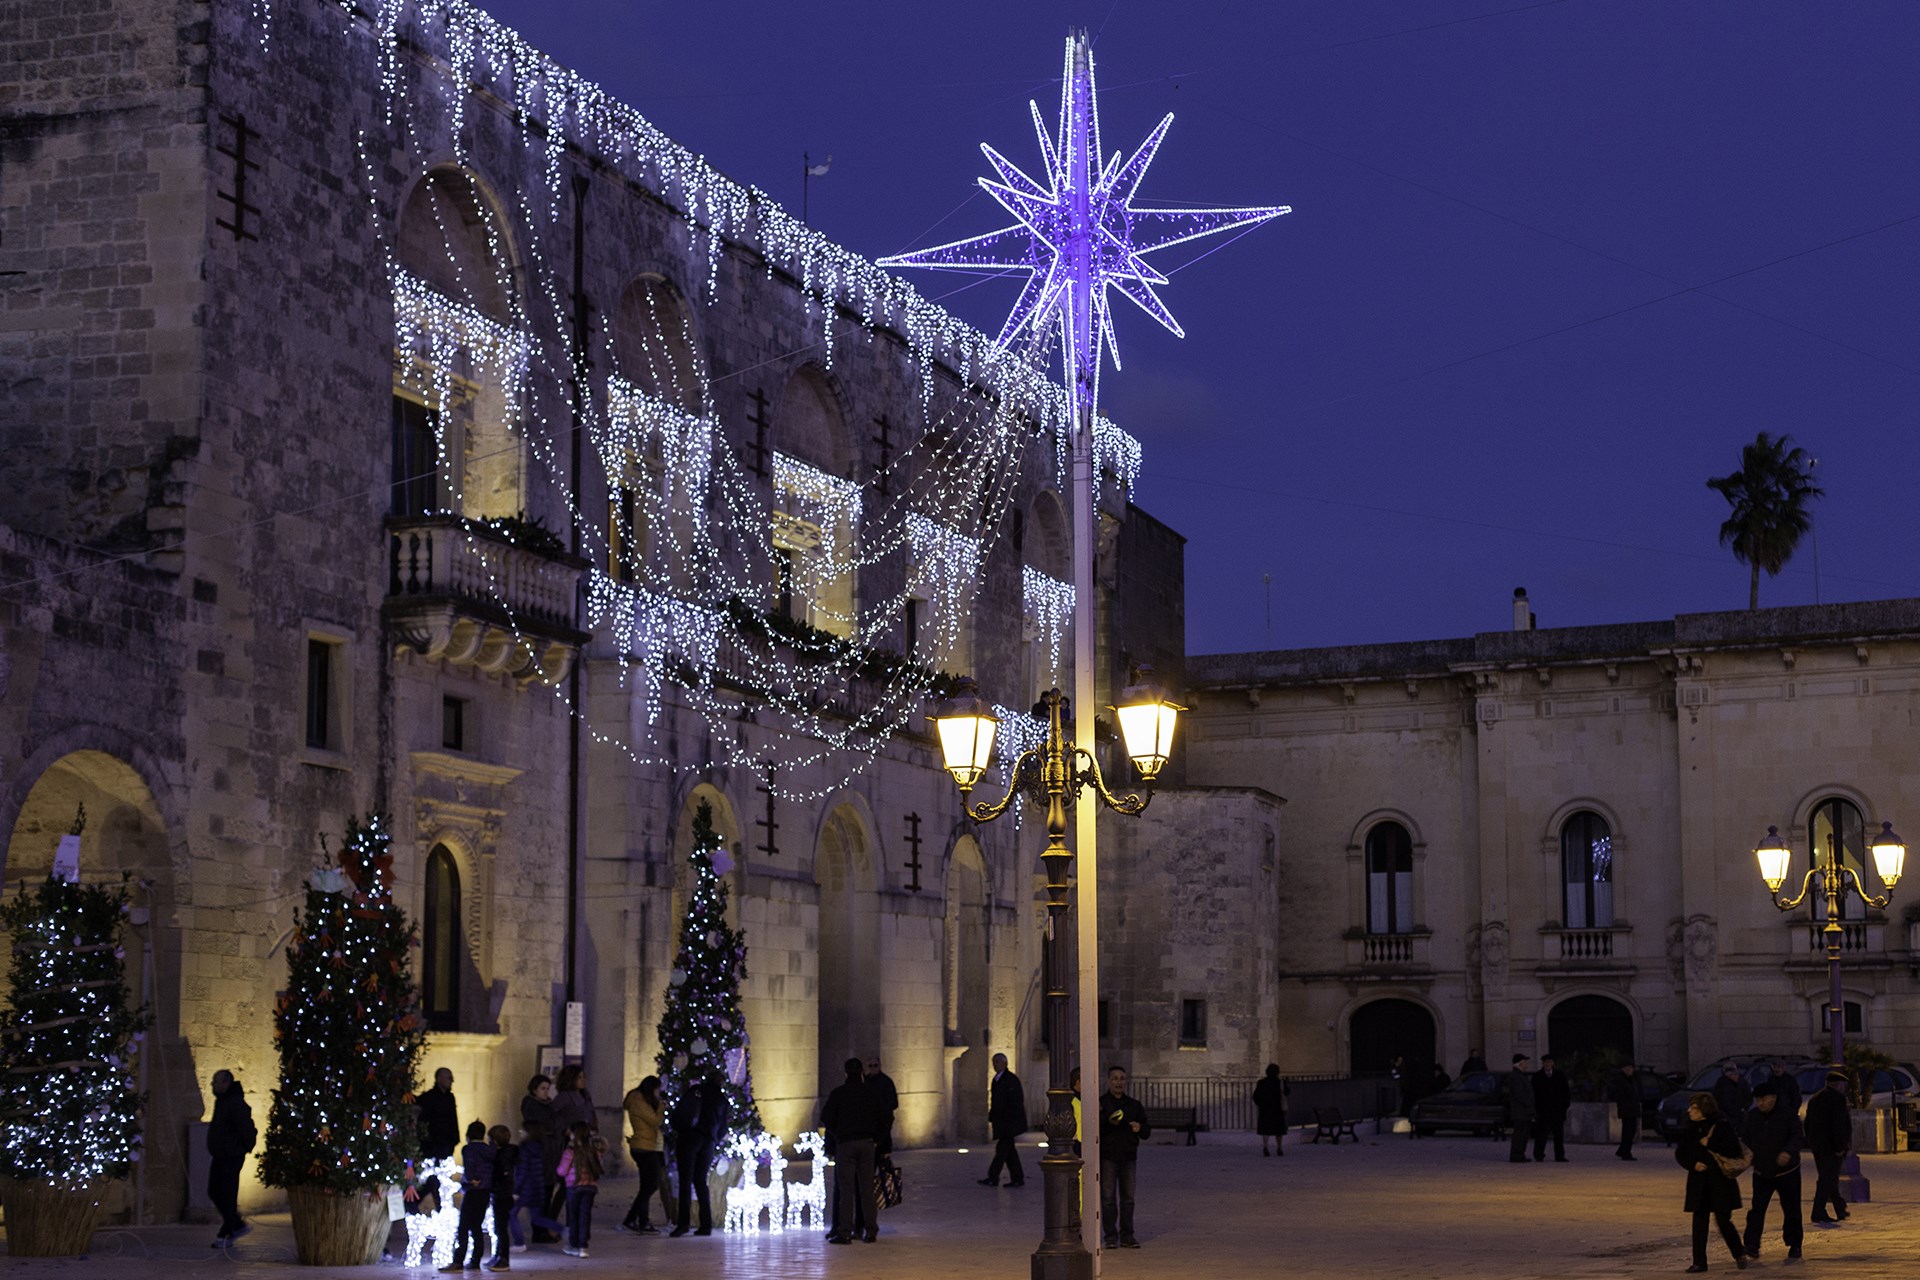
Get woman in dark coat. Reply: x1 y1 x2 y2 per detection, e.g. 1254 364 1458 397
1252 1063 1290 1157
1676 1092 1748 1272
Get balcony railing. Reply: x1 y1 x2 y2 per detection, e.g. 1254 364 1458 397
385 516 584 683
1345 931 1429 969
1538 925 1631 967
389 516 578 630
1802 921 1878 955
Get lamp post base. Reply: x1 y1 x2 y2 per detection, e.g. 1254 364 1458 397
1839 1152 1872 1204
1030 1149 1092 1280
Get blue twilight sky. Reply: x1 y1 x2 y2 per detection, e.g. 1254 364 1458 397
474 0 1920 655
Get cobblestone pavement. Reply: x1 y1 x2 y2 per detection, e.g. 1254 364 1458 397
7 1132 1918 1277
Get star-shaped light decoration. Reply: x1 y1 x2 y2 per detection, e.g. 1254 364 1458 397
879 30 1289 417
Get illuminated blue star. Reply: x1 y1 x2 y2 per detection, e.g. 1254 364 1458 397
879 33 1289 406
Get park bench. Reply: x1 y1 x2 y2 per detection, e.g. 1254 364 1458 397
1142 1105 1201 1146
1311 1106 1360 1144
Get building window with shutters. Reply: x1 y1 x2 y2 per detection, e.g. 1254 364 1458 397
1365 821 1414 936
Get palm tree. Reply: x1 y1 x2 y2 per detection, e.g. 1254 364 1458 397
1706 432 1823 611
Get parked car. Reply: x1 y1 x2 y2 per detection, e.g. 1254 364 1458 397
1784 1062 1918 1111
1410 1071 1509 1136
1654 1057 1778 1142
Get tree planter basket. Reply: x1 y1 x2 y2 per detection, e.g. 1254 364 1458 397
287 1184 388 1266
0 1178 103 1258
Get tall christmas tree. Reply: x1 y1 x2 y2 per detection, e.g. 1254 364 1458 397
260 814 426 1195
0 843 147 1201
656 801 761 1137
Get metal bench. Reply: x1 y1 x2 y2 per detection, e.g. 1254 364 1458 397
1311 1105 1360 1144
1142 1105 1201 1146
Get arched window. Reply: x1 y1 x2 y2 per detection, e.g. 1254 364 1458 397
423 845 461 1032
1365 821 1413 936
1809 797 1866 921
1560 811 1615 929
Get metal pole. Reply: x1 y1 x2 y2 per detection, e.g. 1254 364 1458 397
1824 834 1844 1069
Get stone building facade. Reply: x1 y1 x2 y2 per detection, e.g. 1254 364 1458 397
1160 595 1920 1084
0 0 1247 1221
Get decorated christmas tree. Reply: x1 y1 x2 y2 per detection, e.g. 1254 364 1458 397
656 801 761 1137
0 823 147 1223
261 814 425 1196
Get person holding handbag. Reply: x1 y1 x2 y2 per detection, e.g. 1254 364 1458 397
1676 1092 1748 1272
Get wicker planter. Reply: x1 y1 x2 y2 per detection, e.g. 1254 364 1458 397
286 1184 389 1267
0 1178 103 1257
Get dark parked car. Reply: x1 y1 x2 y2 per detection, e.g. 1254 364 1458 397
1410 1071 1510 1136
1655 1057 1797 1141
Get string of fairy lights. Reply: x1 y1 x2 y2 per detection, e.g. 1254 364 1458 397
253 0 1144 801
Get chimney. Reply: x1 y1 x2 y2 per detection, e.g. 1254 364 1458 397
1513 588 1534 632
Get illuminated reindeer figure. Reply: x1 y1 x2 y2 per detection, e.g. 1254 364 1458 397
722 1131 788 1233
785 1129 829 1231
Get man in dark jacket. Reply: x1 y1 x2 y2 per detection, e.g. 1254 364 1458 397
670 1075 729 1237
1711 1063 1752 1120
821 1058 886 1244
1505 1053 1537 1163
1608 1063 1643 1160
1765 1060 1803 1115
1531 1053 1572 1162
1741 1079 1804 1260
865 1055 899 1157
978 1052 1027 1188
1098 1066 1150 1250
419 1067 461 1159
1460 1049 1488 1076
1804 1070 1852 1225
207 1069 257 1247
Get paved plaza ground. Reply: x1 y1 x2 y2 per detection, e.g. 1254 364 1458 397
7 1130 1918 1278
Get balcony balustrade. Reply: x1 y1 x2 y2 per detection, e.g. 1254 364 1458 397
386 515 585 684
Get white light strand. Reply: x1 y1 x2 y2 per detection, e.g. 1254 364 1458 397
1022 565 1075 679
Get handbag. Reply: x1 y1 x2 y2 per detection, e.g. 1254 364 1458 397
875 1155 904 1210
1711 1134 1753 1179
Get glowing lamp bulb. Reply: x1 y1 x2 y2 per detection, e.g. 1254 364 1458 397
931 679 998 792
1869 820 1905 887
1112 667 1184 782
1754 825 1792 893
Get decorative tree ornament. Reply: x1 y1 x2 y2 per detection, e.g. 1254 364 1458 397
669 967 688 987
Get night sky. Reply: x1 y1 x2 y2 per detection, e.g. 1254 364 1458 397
474 0 1920 655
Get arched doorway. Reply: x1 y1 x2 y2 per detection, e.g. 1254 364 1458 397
1547 994 1635 1062
1349 998 1436 1077
5 750 186 1223
816 804 881 1101
945 836 990 1142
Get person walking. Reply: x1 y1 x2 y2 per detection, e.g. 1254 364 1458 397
555 1121 606 1258
1252 1064 1289 1157
669 1073 728 1237
442 1120 494 1273
206 1069 257 1247
978 1052 1027 1188
1609 1062 1643 1160
1712 1063 1753 1120
1390 1053 1412 1116
1804 1069 1852 1226
1676 1092 1747 1272
821 1057 885 1244
1505 1053 1537 1163
619 1075 667 1234
1531 1053 1572 1162
1740 1079 1803 1262
1098 1066 1150 1250
519 1075 560 1244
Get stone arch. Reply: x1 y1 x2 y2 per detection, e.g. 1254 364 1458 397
413 830 493 1034
1024 490 1069 581
3 745 193 1224
613 272 706 413
1542 989 1637 1065
1343 993 1441 1078
944 834 991 1142
394 164 520 321
1787 786 1878 917
814 801 882 1098
776 363 852 478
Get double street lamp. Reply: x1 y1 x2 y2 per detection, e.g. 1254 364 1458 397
1753 820 1906 1070
933 670 1183 1280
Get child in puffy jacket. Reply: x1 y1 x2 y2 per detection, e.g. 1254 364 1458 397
443 1121 494 1272
555 1122 607 1258
511 1122 561 1249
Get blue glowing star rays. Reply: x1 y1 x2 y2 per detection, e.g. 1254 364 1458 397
879 31 1289 413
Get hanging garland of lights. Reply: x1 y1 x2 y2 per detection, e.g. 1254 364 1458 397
246 0 1146 802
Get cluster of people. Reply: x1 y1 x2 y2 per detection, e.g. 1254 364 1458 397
1675 1066 1855 1272
1502 1051 1575 1162
818 1054 899 1243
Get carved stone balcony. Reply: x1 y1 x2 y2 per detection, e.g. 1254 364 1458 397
1535 925 1634 981
1343 930 1431 971
386 516 586 684
1783 916 1890 975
